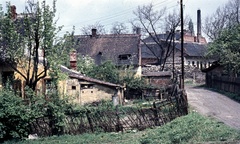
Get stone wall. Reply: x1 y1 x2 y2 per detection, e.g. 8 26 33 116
142 64 205 84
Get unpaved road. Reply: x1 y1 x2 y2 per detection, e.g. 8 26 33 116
186 85 240 129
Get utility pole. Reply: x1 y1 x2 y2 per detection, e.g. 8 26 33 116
180 0 184 89
172 30 175 80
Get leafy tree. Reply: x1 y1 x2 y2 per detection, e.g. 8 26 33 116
0 0 71 90
77 54 95 75
204 0 240 41
207 24 240 76
87 61 119 84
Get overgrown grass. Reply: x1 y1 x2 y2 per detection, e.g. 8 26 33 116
7 112 240 144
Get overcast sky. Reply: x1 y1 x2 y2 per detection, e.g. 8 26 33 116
2 0 229 36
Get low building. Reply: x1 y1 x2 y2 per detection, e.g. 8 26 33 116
142 71 172 88
74 29 142 76
57 66 124 105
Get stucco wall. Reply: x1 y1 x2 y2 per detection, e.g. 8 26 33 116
64 79 119 105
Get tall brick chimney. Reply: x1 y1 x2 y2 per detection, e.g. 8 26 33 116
10 5 17 19
91 28 97 37
197 9 201 43
69 50 77 70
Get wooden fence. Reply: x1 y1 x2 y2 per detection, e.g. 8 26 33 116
206 75 240 94
29 84 188 137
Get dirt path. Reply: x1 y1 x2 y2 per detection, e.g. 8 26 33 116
186 85 240 129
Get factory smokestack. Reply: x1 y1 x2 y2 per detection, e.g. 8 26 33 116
197 9 201 42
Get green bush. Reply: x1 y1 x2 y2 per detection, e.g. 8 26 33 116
0 88 32 142
0 86 75 142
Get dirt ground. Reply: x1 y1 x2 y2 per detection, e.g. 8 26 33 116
186 85 240 129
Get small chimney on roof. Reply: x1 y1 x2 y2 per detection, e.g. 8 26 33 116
69 50 77 70
197 9 202 43
10 5 17 19
136 27 141 35
91 28 97 37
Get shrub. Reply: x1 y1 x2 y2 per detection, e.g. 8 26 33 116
0 85 75 142
0 88 31 142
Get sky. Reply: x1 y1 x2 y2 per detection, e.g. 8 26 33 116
1 0 229 36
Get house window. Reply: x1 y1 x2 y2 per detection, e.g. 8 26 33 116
192 61 195 66
188 61 190 65
72 86 76 90
81 84 94 89
118 54 131 60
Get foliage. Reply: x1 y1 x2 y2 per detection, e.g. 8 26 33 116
87 61 120 84
207 24 240 75
11 112 240 144
0 88 32 142
0 85 74 142
140 112 240 144
0 0 73 90
204 0 240 41
82 61 151 97
77 55 95 75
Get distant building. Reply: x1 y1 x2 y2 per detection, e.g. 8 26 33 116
141 9 212 71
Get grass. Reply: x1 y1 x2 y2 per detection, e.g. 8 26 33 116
6 112 240 144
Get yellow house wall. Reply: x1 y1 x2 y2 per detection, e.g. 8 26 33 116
60 78 120 105
0 61 48 98
1 62 123 105
79 84 116 105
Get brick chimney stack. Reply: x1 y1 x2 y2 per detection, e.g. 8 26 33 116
91 28 97 37
197 9 201 43
10 5 17 19
70 50 77 70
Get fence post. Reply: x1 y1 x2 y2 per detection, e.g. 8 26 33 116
153 102 159 126
115 106 122 132
86 110 94 132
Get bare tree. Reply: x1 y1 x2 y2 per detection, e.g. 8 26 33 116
132 3 182 70
111 22 128 34
164 10 181 32
204 0 240 41
81 22 106 35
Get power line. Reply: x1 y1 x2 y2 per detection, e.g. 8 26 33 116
59 0 179 34
61 0 177 28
